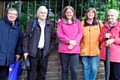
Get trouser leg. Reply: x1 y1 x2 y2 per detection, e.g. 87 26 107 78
89 56 99 80
36 55 49 80
70 54 79 80
81 56 90 80
27 56 38 80
112 62 120 80
0 66 8 80
60 53 69 80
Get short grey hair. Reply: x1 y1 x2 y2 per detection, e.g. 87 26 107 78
108 9 119 19
37 6 48 17
7 8 18 14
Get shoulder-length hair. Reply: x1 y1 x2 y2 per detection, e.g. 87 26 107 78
62 6 76 22
84 7 98 21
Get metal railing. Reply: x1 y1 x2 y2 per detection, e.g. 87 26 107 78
0 0 120 29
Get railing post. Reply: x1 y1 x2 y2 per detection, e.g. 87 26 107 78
80 0 83 20
68 0 70 6
18 0 22 18
26 0 29 27
2 1 5 18
54 0 57 27
48 0 50 19
74 0 77 15
61 0 64 18
33 0 36 19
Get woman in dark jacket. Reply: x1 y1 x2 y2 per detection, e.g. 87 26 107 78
0 8 22 80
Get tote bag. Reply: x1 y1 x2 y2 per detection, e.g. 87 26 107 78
8 60 22 80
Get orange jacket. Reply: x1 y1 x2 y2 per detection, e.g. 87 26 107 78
80 20 103 56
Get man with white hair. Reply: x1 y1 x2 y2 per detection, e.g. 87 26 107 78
23 6 55 80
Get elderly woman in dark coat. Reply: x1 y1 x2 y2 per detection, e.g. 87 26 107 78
0 8 22 80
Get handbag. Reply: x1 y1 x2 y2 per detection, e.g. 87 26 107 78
8 60 22 80
21 57 30 70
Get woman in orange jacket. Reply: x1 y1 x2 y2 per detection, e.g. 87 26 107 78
80 8 103 80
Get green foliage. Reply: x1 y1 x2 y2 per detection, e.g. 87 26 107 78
78 0 120 22
107 0 120 20
6 0 120 30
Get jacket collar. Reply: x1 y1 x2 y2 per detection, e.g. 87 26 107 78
104 21 119 29
84 20 98 26
61 17 77 24
3 16 20 29
36 18 51 26
46 20 51 26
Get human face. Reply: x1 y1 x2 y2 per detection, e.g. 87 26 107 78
108 12 117 23
38 8 47 21
65 8 74 20
7 10 18 22
87 10 95 20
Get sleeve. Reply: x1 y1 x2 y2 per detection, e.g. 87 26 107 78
49 23 56 52
99 20 104 30
22 20 33 53
74 21 83 44
113 26 120 44
98 20 104 48
57 20 70 44
15 27 23 55
99 26 106 43
114 37 120 44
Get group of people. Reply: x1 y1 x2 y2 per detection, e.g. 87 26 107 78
0 5 120 80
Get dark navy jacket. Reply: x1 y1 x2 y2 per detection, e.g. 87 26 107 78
0 17 22 66
23 19 55 58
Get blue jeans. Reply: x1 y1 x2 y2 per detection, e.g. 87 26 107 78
60 53 79 80
81 56 99 80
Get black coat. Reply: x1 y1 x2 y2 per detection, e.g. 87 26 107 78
23 19 55 58
0 17 22 66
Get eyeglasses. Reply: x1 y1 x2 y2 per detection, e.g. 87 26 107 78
8 13 17 15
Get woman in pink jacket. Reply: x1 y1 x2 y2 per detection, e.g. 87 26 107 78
57 6 82 80
99 9 120 80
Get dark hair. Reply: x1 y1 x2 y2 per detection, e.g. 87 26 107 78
84 7 98 21
62 6 76 21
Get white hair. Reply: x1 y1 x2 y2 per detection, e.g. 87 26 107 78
108 9 119 19
37 6 48 17
8 8 18 14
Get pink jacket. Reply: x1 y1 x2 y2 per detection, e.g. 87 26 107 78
57 18 82 54
99 21 120 63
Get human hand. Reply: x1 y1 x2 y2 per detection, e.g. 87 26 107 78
105 33 111 39
106 39 114 46
69 40 77 46
24 53 29 60
68 45 73 50
16 55 20 61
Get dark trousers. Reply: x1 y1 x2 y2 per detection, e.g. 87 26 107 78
0 66 9 80
59 53 79 80
104 61 120 80
27 49 49 80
